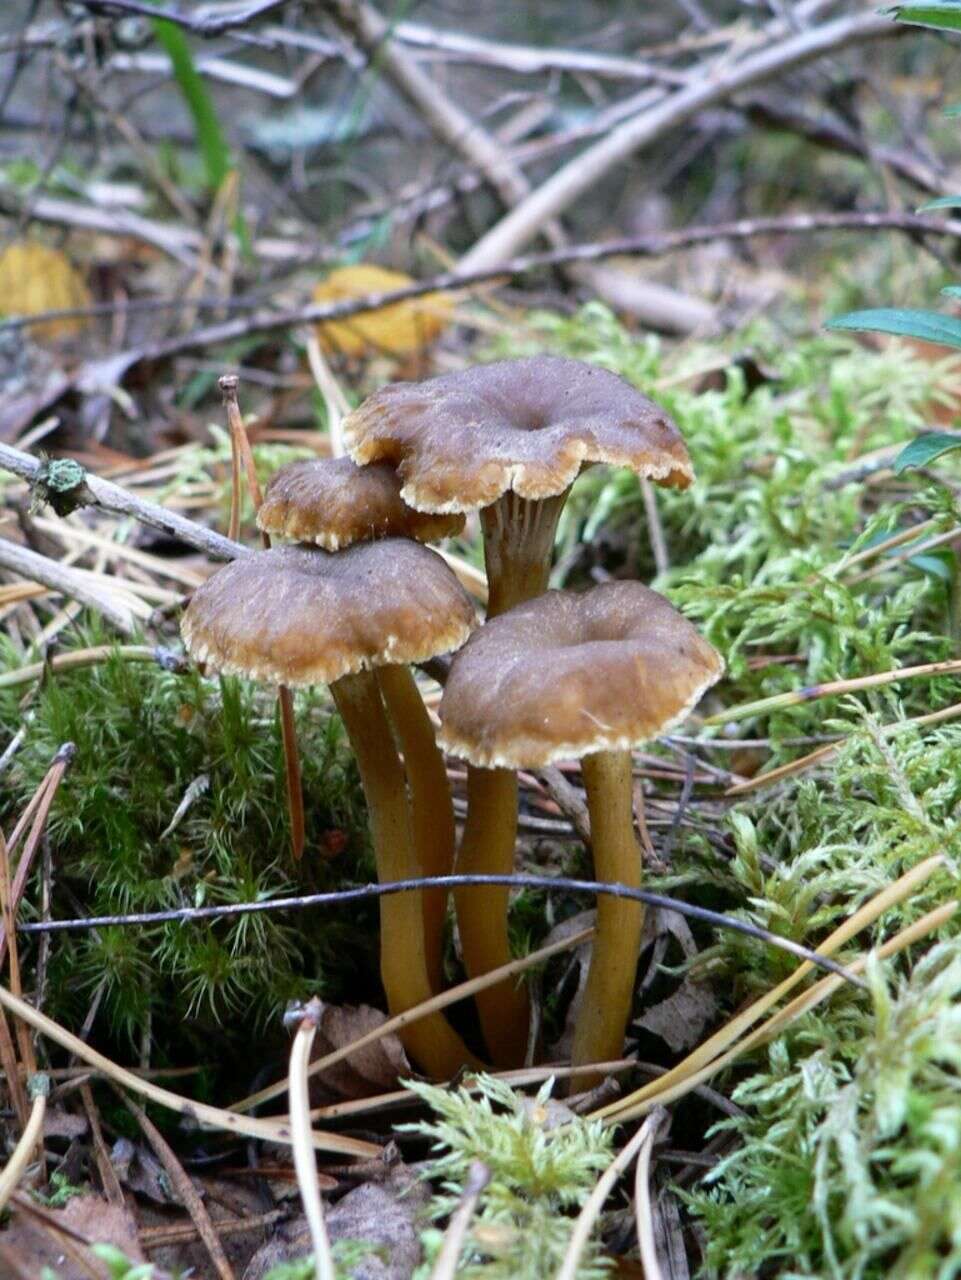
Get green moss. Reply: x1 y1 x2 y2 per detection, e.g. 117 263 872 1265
0 624 373 1063
488 307 961 1275
406 1074 615 1280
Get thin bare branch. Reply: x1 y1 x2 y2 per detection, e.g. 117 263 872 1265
16 872 866 987
458 11 901 269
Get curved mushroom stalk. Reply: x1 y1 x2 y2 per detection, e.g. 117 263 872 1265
569 750 644 1091
454 766 530 1066
375 664 456 995
332 669 479 1077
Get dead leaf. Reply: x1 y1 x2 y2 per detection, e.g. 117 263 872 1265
310 1001 410 1100
548 907 717 1059
110 1136 176 1204
634 979 719 1054
313 265 452 358
0 241 91 341
244 1166 427 1280
42 1107 89 1141
0 1193 144 1280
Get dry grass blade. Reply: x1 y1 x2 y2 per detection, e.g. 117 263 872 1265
1 746 74 974
0 829 38 1128
0 644 171 691
289 999 337 1280
0 1075 48 1211
120 1090 235 1280
429 1160 491 1280
594 855 946 1121
703 659 961 727
633 1108 669 1280
848 524 961 586
726 699 961 796
829 516 941 574
233 925 595 1114
608 901 958 1123
555 1108 669 1280
219 373 305 860
0 537 138 635
305 328 350 457
310 1059 639 1122
0 982 378 1157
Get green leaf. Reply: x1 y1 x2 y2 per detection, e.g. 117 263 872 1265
891 2 961 31
918 195 961 211
905 551 953 580
151 19 231 193
941 286 961 298
893 431 961 473
826 308 961 349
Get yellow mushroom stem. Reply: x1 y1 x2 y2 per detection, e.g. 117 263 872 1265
454 766 530 1066
330 668 479 1078
452 487 569 1065
569 749 644 1091
375 664 455 995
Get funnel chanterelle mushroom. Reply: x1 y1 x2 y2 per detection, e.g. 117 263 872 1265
257 456 465 551
256 455 466 997
342 354 692 615
344 355 693 1064
181 540 480 1078
438 582 723 1084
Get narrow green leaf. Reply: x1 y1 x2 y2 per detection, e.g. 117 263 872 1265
941 286 961 298
918 195 961 211
893 432 961 473
891 2 961 31
905 551 953 580
826 308 961 350
152 18 231 193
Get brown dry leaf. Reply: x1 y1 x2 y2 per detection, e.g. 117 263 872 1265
313 264 452 358
635 979 719 1055
244 1166 428 1280
0 241 91 341
548 907 717 1059
310 1000 410 1100
0 1193 144 1279
42 1107 89 1141
110 1136 177 1204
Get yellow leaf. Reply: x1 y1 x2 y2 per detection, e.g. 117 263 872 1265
312 264 451 358
0 241 92 341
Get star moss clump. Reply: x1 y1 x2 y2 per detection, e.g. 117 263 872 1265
0 623 373 1066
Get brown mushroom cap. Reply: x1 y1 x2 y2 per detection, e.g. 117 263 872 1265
256 457 465 549
342 355 693 514
182 540 475 687
438 582 723 768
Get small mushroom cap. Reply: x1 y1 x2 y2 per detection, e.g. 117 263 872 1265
438 583 723 768
257 457 466 549
182 540 475 687
343 355 693 514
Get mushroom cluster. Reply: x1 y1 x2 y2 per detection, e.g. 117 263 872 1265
181 355 722 1083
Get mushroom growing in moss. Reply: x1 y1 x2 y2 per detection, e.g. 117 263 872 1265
257 456 465 550
438 582 723 1083
182 540 480 1077
343 355 693 1064
257 454 466 995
